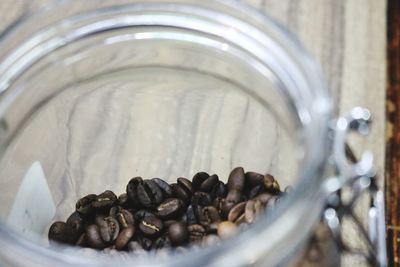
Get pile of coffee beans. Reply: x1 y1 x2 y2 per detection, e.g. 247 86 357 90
49 167 288 254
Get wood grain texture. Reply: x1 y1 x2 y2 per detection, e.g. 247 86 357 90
386 0 400 265
0 0 387 266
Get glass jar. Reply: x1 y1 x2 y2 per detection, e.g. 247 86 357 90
0 1 381 266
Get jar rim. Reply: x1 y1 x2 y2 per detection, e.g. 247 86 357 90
0 1 332 266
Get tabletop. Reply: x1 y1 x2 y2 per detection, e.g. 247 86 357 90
0 0 388 266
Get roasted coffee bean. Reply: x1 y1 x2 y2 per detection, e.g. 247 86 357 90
245 171 264 187
272 180 280 192
153 234 172 249
198 206 220 227
192 172 209 190
137 236 153 250
139 214 163 237
66 211 84 234
126 177 143 206
191 192 212 206
212 197 224 214
92 190 117 210
206 222 220 234
247 185 265 199
118 193 130 208
48 221 79 245
76 233 87 246
127 241 143 252
156 198 184 219
186 205 198 225
177 177 194 195
228 202 246 223
115 225 135 250
76 194 97 216
263 174 275 190
199 174 219 192
210 181 227 199
187 224 206 242
97 216 120 243
171 183 191 204
152 178 173 197
137 180 164 209
164 220 178 230
168 222 188 246
116 209 135 228
109 206 123 217
86 224 107 249
134 210 155 221
222 190 242 216
217 221 238 239
254 192 274 205
245 200 263 223
227 167 245 191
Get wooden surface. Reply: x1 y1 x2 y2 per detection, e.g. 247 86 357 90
0 0 387 266
386 0 400 265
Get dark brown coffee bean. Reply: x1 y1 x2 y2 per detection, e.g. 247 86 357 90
97 216 120 243
210 181 227 199
212 197 224 214
198 206 220 227
191 192 212 206
247 185 265 199
192 172 209 190
227 167 245 191
116 209 135 228
137 180 164 209
118 193 130 208
115 225 135 250
139 214 163 237
109 206 123 217
222 190 242 216
48 221 79 245
76 194 97 216
171 183 191 204
199 174 219 192
245 171 264 187
187 224 206 242
153 234 172 249
263 174 275 190
134 210 154 221
168 222 188 246
126 177 143 207
76 233 87 246
217 221 238 239
92 190 117 210
86 224 107 249
66 211 84 235
254 192 274 205
245 200 263 223
156 198 184 219
177 177 194 195
228 202 246 223
186 205 198 225
152 178 173 197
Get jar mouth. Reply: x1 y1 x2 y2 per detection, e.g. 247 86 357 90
0 1 332 266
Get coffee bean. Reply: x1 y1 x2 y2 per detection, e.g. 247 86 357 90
109 206 123 217
227 167 245 191
272 180 280 192
254 192 274 205
247 185 265 199
76 194 97 216
152 178 173 197
86 224 107 249
126 177 143 207
97 216 120 243
222 190 242 216
76 233 87 246
168 222 188 246
199 174 219 192
177 177 194 195
139 214 163 237
164 220 178 229
48 221 79 245
212 197 224 215
153 234 172 249
115 225 135 250
116 209 135 228
92 190 117 210
137 236 153 250
227 202 246 223
191 192 212 206
245 171 264 187
137 180 164 209
217 221 238 239
192 172 209 190
171 183 191 204
66 211 84 235
245 200 264 223
187 224 206 242
118 193 130 208
210 181 227 199
156 198 184 219
134 210 155 221
263 174 275 190
198 206 220 227
186 205 198 225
